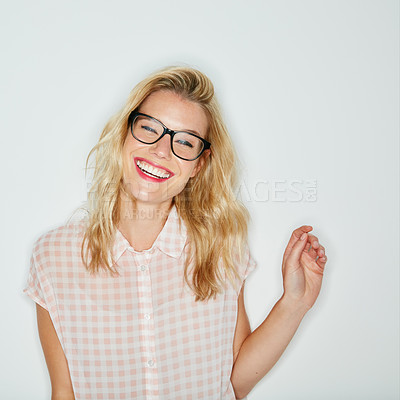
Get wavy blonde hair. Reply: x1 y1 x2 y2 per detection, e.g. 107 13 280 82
82 66 249 301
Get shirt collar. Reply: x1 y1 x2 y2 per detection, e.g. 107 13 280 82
112 205 187 262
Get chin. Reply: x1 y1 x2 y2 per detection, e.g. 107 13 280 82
129 186 174 205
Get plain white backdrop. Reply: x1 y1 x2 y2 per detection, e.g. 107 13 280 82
1 0 398 399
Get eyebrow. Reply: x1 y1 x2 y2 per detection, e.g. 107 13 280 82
139 111 203 138
182 128 202 136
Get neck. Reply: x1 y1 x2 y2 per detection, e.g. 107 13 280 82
117 194 173 251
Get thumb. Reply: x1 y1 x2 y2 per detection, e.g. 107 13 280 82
287 232 309 264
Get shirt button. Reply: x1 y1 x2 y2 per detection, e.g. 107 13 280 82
147 360 154 367
144 313 151 320
140 265 147 271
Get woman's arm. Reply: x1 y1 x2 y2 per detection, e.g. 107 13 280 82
231 226 327 399
36 303 75 400
231 293 308 399
232 283 251 365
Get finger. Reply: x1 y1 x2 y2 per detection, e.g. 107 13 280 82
307 242 318 258
283 225 313 263
306 234 320 250
317 254 328 268
317 245 325 258
309 245 326 261
286 231 310 265
294 225 313 238
304 234 317 256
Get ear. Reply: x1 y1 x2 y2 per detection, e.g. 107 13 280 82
190 149 210 178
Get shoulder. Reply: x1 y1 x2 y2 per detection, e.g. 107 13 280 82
31 215 88 267
236 243 257 281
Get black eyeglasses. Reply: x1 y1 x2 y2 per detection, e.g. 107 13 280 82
128 111 211 161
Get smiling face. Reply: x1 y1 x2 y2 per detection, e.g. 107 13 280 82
121 90 209 208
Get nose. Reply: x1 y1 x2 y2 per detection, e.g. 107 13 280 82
149 134 172 160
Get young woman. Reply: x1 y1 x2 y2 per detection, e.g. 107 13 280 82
24 66 327 400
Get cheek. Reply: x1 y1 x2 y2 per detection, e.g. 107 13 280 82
122 138 148 166
179 161 197 179
189 158 203 178
122 138 133 162
122 145 133 171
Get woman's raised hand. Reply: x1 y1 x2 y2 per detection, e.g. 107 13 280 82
281 225 327 310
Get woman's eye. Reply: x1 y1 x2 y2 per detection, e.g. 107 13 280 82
175 139 193 148
141 125 158 134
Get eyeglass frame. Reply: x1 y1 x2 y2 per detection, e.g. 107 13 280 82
127 111 211 161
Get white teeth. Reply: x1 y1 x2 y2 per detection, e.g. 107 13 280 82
136 160 171 179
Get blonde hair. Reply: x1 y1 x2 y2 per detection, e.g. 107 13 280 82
82 66 249 301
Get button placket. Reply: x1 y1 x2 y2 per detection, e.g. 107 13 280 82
133 251 158 397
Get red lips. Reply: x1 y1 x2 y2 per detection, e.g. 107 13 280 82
134 157 175 182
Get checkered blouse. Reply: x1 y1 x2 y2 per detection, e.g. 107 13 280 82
24 206 256 399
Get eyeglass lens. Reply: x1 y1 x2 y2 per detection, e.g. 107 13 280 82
132 115 204 160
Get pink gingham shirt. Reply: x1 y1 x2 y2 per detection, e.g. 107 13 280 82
24 206 256 399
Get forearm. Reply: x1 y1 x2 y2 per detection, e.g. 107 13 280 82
231 295 309 399
52 393 75 400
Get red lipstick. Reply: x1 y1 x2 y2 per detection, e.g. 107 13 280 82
134 157 174 182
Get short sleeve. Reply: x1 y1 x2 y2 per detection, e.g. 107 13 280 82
23 253 49 310
241 244 257 281
231 244 257 296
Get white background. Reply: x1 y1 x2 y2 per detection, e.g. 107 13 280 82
1 0 398 399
